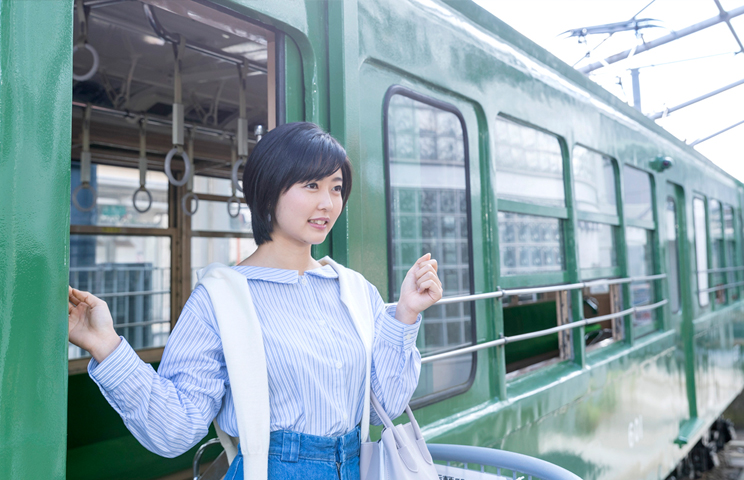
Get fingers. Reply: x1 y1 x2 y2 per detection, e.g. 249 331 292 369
414 262 438 281
414 253 431 266
69 286 96 307
417 279 443 300
416 270 442 293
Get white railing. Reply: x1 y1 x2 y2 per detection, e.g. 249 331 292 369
399 273 668 365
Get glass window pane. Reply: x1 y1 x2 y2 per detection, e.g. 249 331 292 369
191 200 252 233
724 205 737 301
693 197 710 307
710 200 725 304
493 117 564 207
578 221 616 271
503 292 560 374
71 163 169 228
191 237 258 288
572 146 617 216
623 166 653 223
498 212 565 276
626 227 655 330
724 205 735 239
69 235 171 359
387 93 473 402
192 175 244 198
666 198 681 314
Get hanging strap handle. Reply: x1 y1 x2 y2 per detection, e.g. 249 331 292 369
181 128 199 216
133 117 153 213
73 0 99 81
72 104 98 212
165 34 191 186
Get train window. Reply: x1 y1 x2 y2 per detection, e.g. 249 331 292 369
626 227 656 333
693 197 710 307
385 91 475 405
493 117 564 208
70 163 169 228
577 221 616 270
498 212 564 276
68 235 171 359
666 198 681 314
710 200 726 304
572 146 617 216
724 205 739 302
623 167 654 223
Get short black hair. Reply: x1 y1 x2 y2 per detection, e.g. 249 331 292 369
242 122 353 245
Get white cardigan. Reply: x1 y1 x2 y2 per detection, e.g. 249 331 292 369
195 256 374 480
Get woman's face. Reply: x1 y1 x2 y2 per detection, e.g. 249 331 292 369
272 169 344 247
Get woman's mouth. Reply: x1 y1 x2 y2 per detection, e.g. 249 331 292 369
308 219 329 229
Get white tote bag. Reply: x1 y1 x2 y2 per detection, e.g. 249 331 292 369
360 392 439 480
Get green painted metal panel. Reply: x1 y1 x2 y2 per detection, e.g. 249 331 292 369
0 1 73 479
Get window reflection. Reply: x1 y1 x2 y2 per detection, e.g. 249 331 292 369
69 235 171 359
498 212 564 276
577 221 616 271
71 163 168 228
626 226 655 330
694 198 710 307
623 166 653 223
710 200 725 304
573 146 617 216
666 198 681 313
387 93 473 402
724 206 738 301
493 117 564 208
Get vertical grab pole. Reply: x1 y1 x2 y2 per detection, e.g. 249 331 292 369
72 104 97 212
227 138 241 218
164 35 191 186
232 61 250 193
133 117 153 213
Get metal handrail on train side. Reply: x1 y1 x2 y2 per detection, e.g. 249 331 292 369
428 443 582 480
386 273 668 364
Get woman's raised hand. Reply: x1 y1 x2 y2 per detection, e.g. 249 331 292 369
395 253 443 325
69 287 121 362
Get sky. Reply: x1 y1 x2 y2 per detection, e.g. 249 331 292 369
474 0 744 181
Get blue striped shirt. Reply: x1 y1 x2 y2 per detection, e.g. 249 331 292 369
88 264 421 458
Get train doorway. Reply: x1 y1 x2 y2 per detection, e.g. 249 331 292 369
68 1 290 478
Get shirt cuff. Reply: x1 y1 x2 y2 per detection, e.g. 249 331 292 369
378 306 421 350
88 336 142 391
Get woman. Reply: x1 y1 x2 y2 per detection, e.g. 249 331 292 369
68 122 442 479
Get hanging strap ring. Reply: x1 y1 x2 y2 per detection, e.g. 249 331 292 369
231 156 245 193
72 182 98 212
227 195 241 219
181 191 199 216
73 43 100 82
132 186 153 213
164 148 192 187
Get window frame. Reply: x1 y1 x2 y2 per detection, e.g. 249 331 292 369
383 85 477 408
494 115 570 288
693 195 710 309
621 164 660 339
572 144 622 281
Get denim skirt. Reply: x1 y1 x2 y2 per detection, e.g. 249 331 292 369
225 426 361 480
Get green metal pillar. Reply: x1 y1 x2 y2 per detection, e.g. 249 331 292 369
0 1 73 478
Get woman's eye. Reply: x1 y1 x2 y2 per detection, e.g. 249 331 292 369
305 183 318 189
333 185 343 192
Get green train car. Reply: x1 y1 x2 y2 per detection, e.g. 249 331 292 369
2 0 743 479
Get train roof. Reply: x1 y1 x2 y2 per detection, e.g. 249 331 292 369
441 0 741 188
